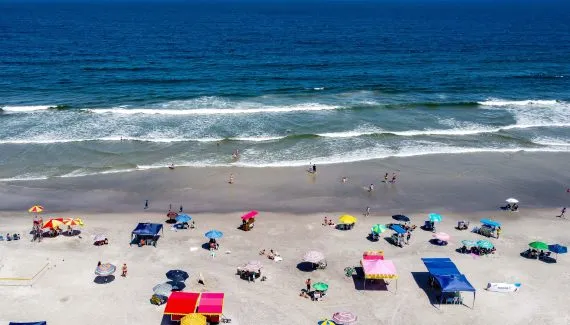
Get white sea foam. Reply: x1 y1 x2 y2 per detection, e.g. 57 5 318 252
0 105 54 112
86 103 339 115
531 137 570 146
478 99 561 106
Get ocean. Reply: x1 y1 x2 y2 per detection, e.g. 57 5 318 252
1 1 569 181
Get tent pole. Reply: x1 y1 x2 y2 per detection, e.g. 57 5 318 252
473 292 476 309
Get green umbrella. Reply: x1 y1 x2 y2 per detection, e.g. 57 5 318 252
461 240 477 247
371 224 387 234
477 240 494 249
313 282 329 291
529 241 548 250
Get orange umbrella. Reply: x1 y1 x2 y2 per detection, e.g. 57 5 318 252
42 218 64 229
28 205 44 213
63 218 82 226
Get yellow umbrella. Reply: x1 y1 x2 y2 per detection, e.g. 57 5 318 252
28 205 44 213
63 218 84 226
339 214 357 224
181 314 206 325
42 218 64 230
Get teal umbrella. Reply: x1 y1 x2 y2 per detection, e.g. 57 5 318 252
428 213 442 222
477 240 494 249
371 224 387 234
461 240 477 247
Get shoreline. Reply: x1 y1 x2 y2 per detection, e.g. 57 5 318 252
1 151 569 214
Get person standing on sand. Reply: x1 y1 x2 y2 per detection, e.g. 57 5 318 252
121 263 128 277
496 227 502 239
312 164 317 174
391 173 397 183
144 200 149 210
179 205 183 213
305 278 311 292
229 173 234 184
364 207 370 217
384 173 388 182
368 184 374 192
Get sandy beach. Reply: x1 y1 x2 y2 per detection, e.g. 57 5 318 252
1 152 569 325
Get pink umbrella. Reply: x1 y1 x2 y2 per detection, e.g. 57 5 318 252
332 311 358 324
433 232 450 242
241 210 258 221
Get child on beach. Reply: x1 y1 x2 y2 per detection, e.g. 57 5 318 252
121 263 128 277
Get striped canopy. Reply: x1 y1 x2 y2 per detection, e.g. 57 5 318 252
95 263 116 276
332 311 358 324
28 205 44 213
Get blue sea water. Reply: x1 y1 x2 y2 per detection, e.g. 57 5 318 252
0 1 569 180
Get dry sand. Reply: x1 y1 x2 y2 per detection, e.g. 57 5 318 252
1 152 569 325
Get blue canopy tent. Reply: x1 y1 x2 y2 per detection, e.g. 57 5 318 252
131 223 163 247
421 258 476 308
480 219 501 228
9 322 47 325
391 224 407 234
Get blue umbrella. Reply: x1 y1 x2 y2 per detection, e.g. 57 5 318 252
428 213 442 222
392 214 410 222
166 269 189 282
205 230 223 239
166 280 186 291
548 244 567 260
175 214 192 223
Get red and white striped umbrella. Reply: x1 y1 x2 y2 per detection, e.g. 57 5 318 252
332 311 358 324
433 232 451 242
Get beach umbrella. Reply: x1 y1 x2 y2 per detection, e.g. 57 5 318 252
42 218 64 229
318 320 336 325
461 240 477 247
204 230 223 239
241 210 258 220
332 311 358 324
167 211 178 218
548 244 567 260
95 263 116 276
338 214 357 224
181 313 207 325
166 280 186 291
392 214 410 222
303 250 325 264
93 234 107 242
242 260 263 272
506 198 519 204
428 213 442 222
153 283 173 296
371 224 387 234
313 282 329 291
166 269 189 282
477 240 494 249
529 241 548 251
433 232 450 242
62 218 82 226
28 205 44 213
175 214 192 223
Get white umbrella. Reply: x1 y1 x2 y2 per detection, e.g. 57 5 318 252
241 260 263 272
153 283 173 296
303 250 325 264
93 234 107 242
506 198 519 204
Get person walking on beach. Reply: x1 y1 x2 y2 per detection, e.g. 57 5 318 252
364 206 370 217
559 207 566 218
179 205 183 213
368 184 374 192
305 278 311 292
144 200 149 210
391 173 397 183
406 232 411 245
312 164 317 174
496 226 502 239
384 172 388 182
229 173 234 184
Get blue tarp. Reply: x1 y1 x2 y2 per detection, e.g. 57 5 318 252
421 258 461 276
132 223 163 236
10 322 47 325
480 219 501 228
391 224 407 234
434 274 476 292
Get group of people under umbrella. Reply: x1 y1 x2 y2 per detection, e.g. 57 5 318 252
151 269 190 305
523 241 567 262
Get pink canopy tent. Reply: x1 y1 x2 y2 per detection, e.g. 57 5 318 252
241 211 258 220
360 258 398 292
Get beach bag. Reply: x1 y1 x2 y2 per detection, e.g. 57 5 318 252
150 294 167 305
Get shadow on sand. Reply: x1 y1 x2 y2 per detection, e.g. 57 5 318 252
94 275 116 284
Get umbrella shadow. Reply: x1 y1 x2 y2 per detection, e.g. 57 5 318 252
429 239 448 246
366 234 379 242
351 267 389 291
296 262 316 272
94 275 116 284
202 243 213 251
160 315 173 325
62 230 82 237
165 219 177 224
411 272 440 307
541 256 557 264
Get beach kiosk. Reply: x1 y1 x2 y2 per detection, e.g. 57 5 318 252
360 251 398 291
421 258 476 308
130 223 163 247
164 292 225 324
240 210 258 231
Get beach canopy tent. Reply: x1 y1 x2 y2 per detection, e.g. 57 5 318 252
391 224 407 234
360 252 397 291
480 219 501 228
131 223 163 246
421 258 476 308
9 323 47 325
164 292 224 323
